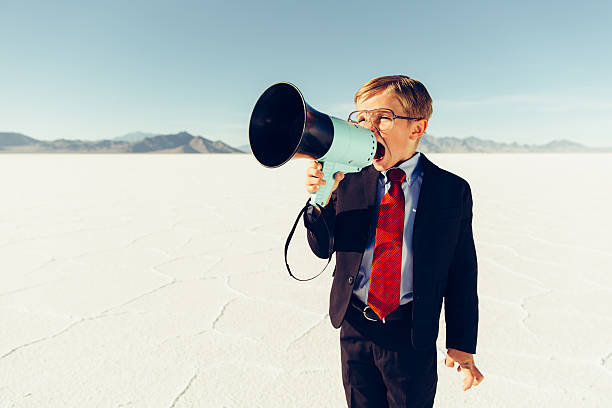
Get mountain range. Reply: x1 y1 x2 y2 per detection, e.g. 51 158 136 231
416 135 612 153
0 132 243 153
0 131 610 153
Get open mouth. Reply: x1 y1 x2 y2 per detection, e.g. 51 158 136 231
374 142 385 160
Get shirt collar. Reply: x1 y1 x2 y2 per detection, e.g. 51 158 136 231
381 152 421 187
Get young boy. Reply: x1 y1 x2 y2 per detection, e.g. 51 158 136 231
303 75 483 407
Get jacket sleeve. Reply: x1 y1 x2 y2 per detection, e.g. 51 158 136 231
444 182 479 354
302 191 337 259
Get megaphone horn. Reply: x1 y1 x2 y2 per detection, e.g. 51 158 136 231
249 82 376 206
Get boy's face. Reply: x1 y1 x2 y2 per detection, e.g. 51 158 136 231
355 91 427 172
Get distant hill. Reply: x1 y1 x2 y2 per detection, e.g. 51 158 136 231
114 132 156 143
130 132 242 153
417 135 612 153
0 132 244 153
237 144 251 153
1 131 610 153
0 132 39 147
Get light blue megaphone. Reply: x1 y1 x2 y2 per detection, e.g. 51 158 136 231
249 82 376 207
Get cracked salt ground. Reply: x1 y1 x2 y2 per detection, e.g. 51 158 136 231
0 154 611 407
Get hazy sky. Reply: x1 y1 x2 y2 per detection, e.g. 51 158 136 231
1 0 611 147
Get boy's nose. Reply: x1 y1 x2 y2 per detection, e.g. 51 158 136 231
357 120 378 133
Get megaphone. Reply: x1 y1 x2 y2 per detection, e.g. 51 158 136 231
249 82 376 207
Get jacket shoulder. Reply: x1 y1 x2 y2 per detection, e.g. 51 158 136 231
437 167 471 190
424 156 471 192
421 156 472 211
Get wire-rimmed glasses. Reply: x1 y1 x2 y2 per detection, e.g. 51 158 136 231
347 109 423 131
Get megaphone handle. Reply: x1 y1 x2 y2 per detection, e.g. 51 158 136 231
310 161 337 207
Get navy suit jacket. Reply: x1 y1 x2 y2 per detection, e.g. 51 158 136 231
304 153 479 353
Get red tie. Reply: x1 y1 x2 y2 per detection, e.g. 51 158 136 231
368 168 406 320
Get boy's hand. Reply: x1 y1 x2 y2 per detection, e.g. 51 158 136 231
445 348 484 391
305 160 344 206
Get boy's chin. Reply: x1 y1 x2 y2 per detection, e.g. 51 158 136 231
372 158 390 172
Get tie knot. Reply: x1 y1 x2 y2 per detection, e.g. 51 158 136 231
387 168 406 183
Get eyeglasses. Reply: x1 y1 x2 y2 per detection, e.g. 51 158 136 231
347 109 423 131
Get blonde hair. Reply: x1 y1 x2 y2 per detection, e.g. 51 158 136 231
354 75 433 121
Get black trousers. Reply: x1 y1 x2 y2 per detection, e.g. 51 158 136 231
340 300 437 408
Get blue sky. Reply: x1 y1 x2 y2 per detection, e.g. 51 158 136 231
1 0 611 147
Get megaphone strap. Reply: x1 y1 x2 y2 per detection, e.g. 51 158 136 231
284 199 333 281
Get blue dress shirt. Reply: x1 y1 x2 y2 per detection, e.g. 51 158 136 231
353 151 424 306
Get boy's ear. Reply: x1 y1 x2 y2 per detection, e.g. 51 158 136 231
410 119 428 139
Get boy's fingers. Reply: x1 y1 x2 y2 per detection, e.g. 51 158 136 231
444 355 454 367
462 369 475 391
473 368 484 386
308 160 321 170
306 167 324 178
306 176 325 185
306 165 343 195
460 364 484 391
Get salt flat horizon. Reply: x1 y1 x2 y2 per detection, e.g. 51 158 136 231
1 153 610 407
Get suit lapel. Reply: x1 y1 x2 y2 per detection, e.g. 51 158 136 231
413 153 436 237
412 153 437 297
361 164 380 211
